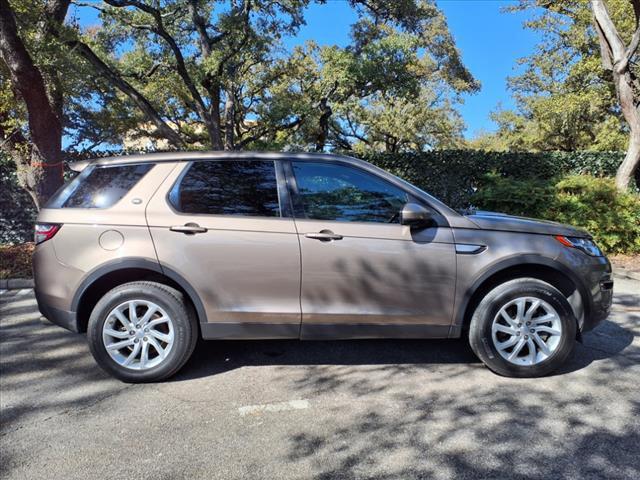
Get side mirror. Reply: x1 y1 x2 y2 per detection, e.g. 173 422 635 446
400 202 433 228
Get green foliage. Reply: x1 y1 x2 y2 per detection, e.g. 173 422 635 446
471 174 640 255
0 153 37 244
472 173 553 218
549 176 640 254
360 150 630 209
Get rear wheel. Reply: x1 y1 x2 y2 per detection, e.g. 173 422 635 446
469 278 577 377
87 281 198 383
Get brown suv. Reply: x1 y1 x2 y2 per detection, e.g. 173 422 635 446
33 152 613 382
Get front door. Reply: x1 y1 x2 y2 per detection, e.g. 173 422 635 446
146 159 301 339
286 161 456 339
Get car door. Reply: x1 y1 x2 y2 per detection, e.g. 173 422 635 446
146 159 301 339
286 160 456 339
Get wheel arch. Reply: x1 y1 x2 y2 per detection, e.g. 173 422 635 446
72 258 207 333
456 255 590 337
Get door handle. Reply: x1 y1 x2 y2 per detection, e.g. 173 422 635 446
170 223 208 234
304 230 343 241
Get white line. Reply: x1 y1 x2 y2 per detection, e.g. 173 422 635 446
16 289 32 296
238 399 310 417
0 290 6 295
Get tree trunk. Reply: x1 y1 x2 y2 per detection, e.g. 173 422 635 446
224 87 235 150
315 98 332 152
592 0 640 190
0 0 63 207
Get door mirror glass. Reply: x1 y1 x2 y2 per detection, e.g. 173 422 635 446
400 203 433 228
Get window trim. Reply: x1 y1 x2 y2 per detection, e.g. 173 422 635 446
283 159 446 226
165 159 291 219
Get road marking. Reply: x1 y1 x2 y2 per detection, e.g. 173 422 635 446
0 290 6 296
238 399 310 417
16 289 32 296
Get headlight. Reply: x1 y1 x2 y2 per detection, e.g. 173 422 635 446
555 235 603 257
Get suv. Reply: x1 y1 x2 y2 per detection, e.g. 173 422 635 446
33 152 613 382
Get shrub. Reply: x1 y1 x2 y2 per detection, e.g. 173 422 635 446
472 174 640 255
548 176 640 254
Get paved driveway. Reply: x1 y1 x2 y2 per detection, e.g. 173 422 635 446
1 277 639 480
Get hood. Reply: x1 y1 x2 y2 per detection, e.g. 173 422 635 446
465 211 588 237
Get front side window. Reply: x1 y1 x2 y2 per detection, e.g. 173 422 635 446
292 162 409 223
47 163 153 209
170 160 280 217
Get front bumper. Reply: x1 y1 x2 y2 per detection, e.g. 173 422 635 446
581 275 613 333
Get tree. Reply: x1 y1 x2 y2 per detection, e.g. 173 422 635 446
591 0 640 190
59 0 476 153
0 0 70 207
471 1 635 156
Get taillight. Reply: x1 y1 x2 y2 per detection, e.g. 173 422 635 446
34 223 61 244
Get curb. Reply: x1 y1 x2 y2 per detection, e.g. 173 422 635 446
0 278 34 290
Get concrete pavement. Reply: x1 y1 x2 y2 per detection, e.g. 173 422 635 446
1 278 639 479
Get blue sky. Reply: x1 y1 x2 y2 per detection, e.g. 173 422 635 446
70 0 540 139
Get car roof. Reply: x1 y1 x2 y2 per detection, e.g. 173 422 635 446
71 151 362 171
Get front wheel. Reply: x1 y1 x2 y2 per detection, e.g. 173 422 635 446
87 281 198 383
469 278 577 378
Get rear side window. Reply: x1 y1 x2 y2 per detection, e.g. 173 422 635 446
169 160 280 217
47 163 153 209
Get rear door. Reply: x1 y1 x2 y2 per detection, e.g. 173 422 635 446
286 160 456 339
146 159 301 339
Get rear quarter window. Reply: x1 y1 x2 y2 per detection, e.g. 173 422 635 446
46 163 153 209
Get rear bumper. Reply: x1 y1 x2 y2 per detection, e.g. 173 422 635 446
35 289 80 333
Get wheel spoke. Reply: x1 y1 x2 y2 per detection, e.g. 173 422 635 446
532 333 551 356
122 342 141 366
526 338 537 364
146 316 169 329
149 330 172 343
104 328 130 339
493 324 517 336
508 338 526 360
524 299 541 321
496 335 519 351
140 341 149 368
499 309 518 328
128 301 138 324
139 305 158 327
113 309 131 328
515 298 526 321
535 325 561 336
106 339 134 351
147 337 166 359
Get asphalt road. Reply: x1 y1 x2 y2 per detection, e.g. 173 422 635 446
1 277 639 480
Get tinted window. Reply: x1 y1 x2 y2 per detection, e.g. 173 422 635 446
170 161 280 217
292 162 409 223
47 163 153 209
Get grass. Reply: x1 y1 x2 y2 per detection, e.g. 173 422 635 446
0 243 35 279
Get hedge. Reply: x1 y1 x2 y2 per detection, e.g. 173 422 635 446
360 150 632 209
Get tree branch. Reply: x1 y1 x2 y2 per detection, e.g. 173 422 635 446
66 38 185 148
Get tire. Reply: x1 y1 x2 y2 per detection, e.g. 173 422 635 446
469 278 577 378
87 281 198 383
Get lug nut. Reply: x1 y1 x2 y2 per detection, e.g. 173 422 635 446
526 321 531 326
135 324 140 328
144 328 149 333
530 329 535 333
524 335 529 339
143 337 148 342
129 330 135 335
134 339 139 343
517 323 522 327
516 332 520 336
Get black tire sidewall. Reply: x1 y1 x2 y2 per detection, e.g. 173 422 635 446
470 279 577 378
87 282 194 383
